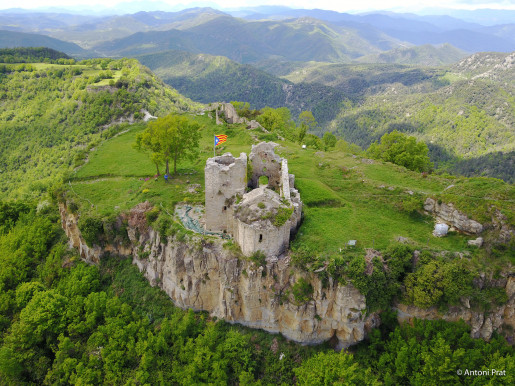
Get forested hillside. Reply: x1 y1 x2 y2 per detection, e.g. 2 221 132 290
263 53 515 182
132 47 515 182
137 50 347 123
93 15 400 62
0 30 89 57
0 51 200 199
357 43 468 66
0 4 514 384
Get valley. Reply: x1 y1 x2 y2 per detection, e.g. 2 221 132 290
0 3 514 384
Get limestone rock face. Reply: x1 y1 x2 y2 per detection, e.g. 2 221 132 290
395 275 515 343
60 203 372 348
60 202 514 347
424 198 483 234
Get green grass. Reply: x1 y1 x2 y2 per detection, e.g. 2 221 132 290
68 115 254 216
68 114 514 257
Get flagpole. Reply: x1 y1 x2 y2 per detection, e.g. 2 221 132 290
213 135 215 157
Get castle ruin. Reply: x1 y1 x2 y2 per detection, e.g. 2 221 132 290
205 142 302 258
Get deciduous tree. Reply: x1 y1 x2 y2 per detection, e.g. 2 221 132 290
135 114 201 175
367 130 432 172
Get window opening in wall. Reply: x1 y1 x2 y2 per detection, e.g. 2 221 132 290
223 206 227 211
259 234 263 242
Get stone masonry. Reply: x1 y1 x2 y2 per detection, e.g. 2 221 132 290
204 142 302 258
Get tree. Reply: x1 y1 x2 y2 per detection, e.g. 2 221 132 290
367 130 432 172
257 107 282 132
304 133 323 150
323 132 337 149
135 114 201 175
294 351 378 385
298 111 317 144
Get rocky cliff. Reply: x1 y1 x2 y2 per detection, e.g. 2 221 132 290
60 202 377 349
395 274 514 342
60 202 514 347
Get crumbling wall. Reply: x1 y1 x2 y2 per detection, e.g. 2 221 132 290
204 153 247 232
249 142 282 189
280 159 291 201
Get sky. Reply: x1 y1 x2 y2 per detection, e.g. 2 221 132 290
1 0 515 13
0 0 515 12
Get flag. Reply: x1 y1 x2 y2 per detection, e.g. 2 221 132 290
214 134 227 146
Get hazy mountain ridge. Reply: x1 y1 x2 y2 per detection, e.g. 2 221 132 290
2 7 514 61
0 30 89 57
357 44 468 66
95 15 399 63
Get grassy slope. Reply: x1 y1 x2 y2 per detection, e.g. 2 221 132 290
67 115 514 260
0 58 201 199
357 43 468 66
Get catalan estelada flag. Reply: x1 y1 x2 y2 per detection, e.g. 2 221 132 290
214 134 227 146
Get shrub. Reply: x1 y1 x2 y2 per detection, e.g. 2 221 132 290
78 215 104 247
291 277 313 305
249 251 266 267
273 206 293 227
145 207 160 224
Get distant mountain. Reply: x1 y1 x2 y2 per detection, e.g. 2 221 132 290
233 8 515 53
2 8 514 59
357 44 468 66
95 14 402 62
422 8 515 26
47 8 226 48
0 30 89 57
0 11 97 31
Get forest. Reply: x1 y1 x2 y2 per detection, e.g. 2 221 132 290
0 202 512 384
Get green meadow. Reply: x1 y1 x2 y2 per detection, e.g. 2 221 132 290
67 113 512 256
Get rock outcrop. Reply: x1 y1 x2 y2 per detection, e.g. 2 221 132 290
395 276 515 342
60 202 374 349
212 102 266 131
60 200 514 347
424 198 483 234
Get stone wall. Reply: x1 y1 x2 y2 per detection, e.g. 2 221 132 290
248 142 283 189
204 153 247 232
280 159 291 201
234 218 291 257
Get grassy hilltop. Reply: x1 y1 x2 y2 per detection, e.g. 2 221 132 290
0 53 201 199
67 112 514 314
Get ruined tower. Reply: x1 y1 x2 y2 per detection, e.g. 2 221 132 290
204 153 247 232
204 143 302 258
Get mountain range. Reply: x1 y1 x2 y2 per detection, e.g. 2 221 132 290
1 7 515 59
0 6 513 182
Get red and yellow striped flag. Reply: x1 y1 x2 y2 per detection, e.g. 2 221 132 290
214 134 227 146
